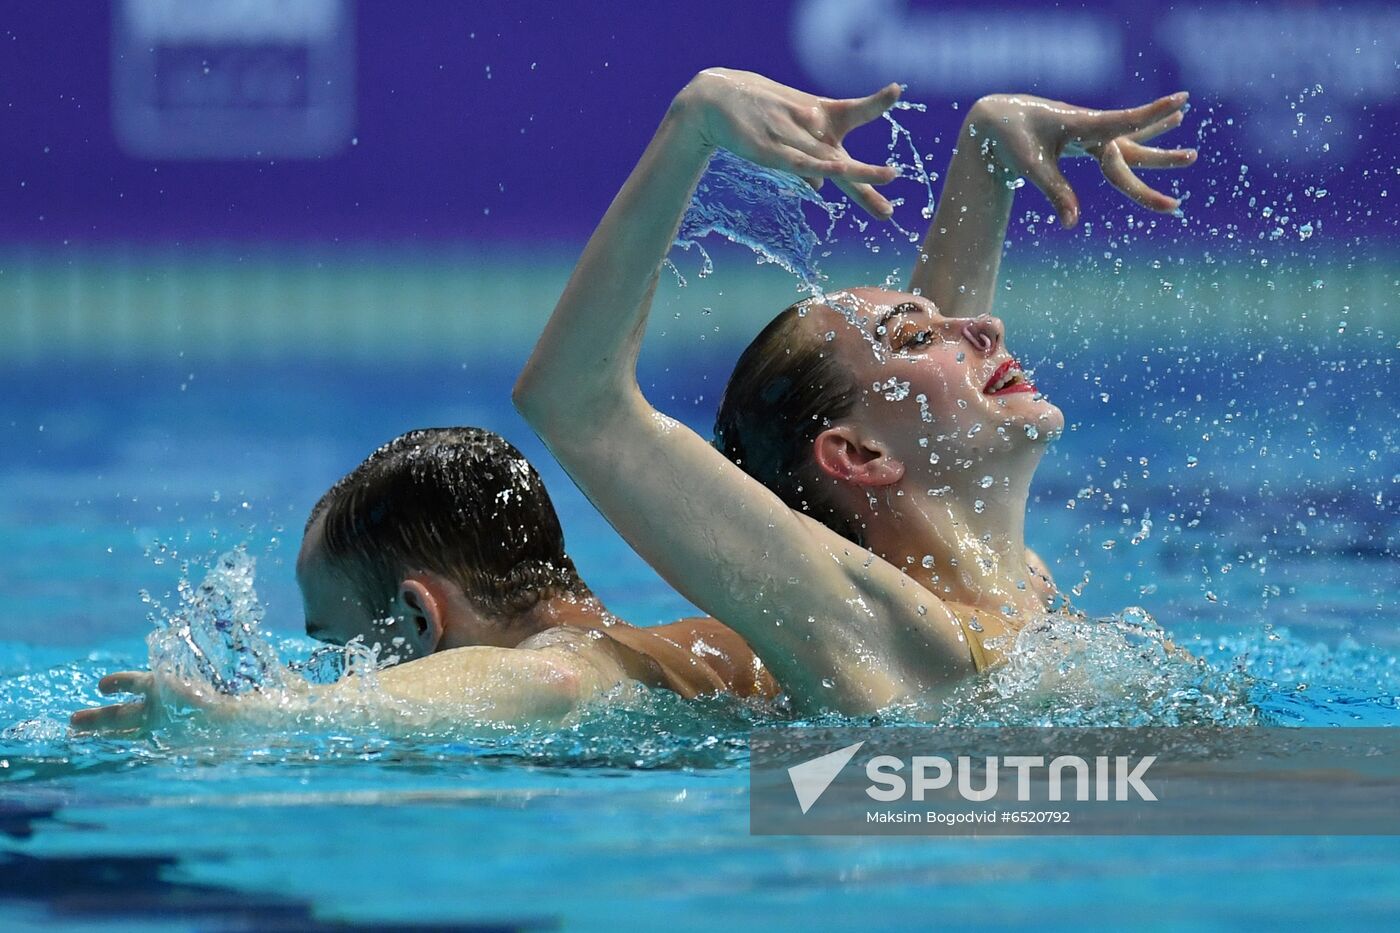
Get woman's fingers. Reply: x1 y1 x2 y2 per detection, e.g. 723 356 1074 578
761 89 899 218
1118 138 1197 169
777 134 895 185
833 177 893 219
1086 92 1189 144
826 82 902 136
768 147 845 180
1125 108 1185 144
1100 140 1179 212
70 700 148 733
827 153 898 219
1023 158 1081 228
774 144 896 217
780 125 850 166
837 159 899 185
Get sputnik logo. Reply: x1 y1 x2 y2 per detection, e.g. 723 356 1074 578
787 741 865 814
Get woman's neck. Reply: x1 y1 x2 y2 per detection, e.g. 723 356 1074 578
862 450 1047 621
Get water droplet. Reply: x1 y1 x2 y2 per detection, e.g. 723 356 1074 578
876 377 911 401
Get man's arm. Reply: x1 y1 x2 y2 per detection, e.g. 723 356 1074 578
910 92 1196 318
69 631 634 733
515 70 974 710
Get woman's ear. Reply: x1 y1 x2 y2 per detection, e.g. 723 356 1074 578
813 427 905 487
397 577 448 656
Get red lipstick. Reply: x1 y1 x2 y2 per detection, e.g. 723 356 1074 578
983 359 1036 396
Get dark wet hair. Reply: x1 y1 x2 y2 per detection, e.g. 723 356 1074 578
306 427 588 616
713 301 865 545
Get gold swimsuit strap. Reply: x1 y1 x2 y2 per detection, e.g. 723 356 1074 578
958 614 991 674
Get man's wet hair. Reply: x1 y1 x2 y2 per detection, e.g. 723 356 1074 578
307 427 589 616
713 301 865 546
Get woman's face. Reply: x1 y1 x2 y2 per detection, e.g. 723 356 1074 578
805 287 1064 477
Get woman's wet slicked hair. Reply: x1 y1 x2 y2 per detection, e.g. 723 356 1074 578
713 301 866 545
307 427 589 616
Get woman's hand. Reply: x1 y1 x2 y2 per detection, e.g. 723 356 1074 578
965 92 1196 227
673 68 901 218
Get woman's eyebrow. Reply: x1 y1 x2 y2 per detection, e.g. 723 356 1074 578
873 303 926 337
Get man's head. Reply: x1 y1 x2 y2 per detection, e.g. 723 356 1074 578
296 428 589 659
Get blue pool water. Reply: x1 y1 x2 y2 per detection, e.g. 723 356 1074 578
1 247 1397 929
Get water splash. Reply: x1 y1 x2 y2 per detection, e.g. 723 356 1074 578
927 607 1259 728
147 547 286 698
10 530 1393 782
676 149 841 291
674 107 938 294
881 99 939 238
4 605 1395 784
1206 629 1400 726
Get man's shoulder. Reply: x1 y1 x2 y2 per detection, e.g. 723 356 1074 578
651 615 732 640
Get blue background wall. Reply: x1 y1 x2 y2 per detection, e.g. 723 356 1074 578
1 0 1396 245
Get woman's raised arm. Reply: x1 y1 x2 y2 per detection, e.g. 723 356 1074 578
909 92 1195 318
514 69 898 429
512 72 972 709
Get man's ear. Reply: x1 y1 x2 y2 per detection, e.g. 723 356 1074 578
397 576 448 656
813 426 905 487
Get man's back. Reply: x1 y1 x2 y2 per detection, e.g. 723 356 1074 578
554 615 780 700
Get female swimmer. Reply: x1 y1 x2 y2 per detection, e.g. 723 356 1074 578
515 69 1193 713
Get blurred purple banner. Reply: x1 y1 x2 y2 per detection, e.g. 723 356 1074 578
0 0 1394 245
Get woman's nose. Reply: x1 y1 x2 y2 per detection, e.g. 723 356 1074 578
961 316 1003 354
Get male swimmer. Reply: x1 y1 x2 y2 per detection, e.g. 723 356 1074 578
515 69 1194 714
72 428 777 732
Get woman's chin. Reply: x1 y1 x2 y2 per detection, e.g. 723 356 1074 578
999 395 1064 442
